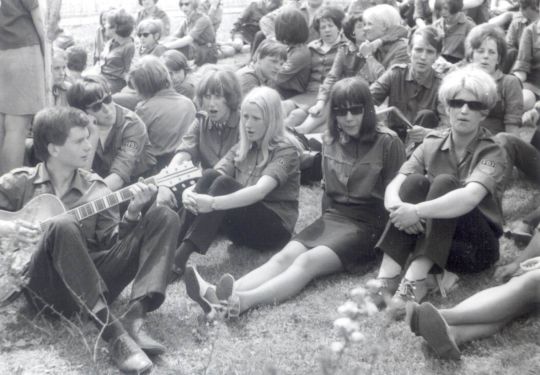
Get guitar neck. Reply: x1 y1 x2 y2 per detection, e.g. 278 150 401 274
65 176 157 222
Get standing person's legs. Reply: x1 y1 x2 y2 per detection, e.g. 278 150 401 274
494 132 540 185
0 114 32 174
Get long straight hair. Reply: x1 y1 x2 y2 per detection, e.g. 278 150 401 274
235 86 300 166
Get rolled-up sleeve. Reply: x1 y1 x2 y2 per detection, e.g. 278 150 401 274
370 68 394 106
110 116 148 184
399 142 426 175
466 144 507 197
175 118 201 163
214 146 237 177
261 146 299 187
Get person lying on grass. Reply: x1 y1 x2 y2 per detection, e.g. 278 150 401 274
365 67 508 320
184 77 406 319
406 226 540 360
169 86 302 284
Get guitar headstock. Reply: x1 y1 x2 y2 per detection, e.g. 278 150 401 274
154 161 202 189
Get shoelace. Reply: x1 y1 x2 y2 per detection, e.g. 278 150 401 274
396 279 417 300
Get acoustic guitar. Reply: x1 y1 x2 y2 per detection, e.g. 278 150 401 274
0 162 201 306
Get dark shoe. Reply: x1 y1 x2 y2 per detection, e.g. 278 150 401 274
185 266 219 319
405 301 421 335
216 273 235 301
109 332 153 374
511 221 533 245
365 275 401 308
388 278 428 321
168 265 184 284
124 318 166 356
414 302 461 360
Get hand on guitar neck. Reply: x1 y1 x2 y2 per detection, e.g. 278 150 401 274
0 219 41 247
125 180 159 220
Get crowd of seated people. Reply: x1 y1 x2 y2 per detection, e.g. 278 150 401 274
2 0 540 373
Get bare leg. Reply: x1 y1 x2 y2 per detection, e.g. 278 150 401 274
404 256 434 281
295 114 326 134
235 241 308 292
377 253 402 278
441 270 540 326
0 114 32 174
449 321 509 346
236 246 343 313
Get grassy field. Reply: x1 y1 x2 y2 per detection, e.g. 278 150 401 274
1 9 540 375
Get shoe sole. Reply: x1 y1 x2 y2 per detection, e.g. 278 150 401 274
416 302 461 360
185 267 213 315
216 273 235 301
405 301 420 335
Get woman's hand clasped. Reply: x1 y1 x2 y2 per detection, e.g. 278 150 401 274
389 203 423 233
182 187 214 214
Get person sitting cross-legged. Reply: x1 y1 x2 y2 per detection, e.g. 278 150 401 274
0 107 180 373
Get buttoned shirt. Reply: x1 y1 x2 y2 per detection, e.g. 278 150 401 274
434 13 475 62
305 37 347 93
175 111 240 169
513 19 540 91
215 142 301 233
135 88 196 158
93 105 156 184
370 64 445 129
323 126 405 225
0 164 140 251
400 128 507 234
100 38 135 82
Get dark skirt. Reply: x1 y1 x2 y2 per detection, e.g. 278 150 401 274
294 209 383 273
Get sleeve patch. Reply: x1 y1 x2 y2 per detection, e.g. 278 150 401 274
478 159 496 174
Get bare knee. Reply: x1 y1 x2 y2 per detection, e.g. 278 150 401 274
270 242 306 268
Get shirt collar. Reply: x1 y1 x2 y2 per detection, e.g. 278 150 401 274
440 127 491 152
405 65 435 89
33 163 88 194
207 110 240 130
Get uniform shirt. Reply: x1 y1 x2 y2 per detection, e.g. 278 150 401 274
322 126 405 225
215 142 301 233
480 69 523 134
136 6 171 36
305 37 346 93
93 104 156 184
370 64 445 129
434 13 475 63
400 128 507 234
135 88 196 158
100 38 135 82
275 44 311 98
0 164 139 251
513 20 540 91
175 111 240 169
175 10 216 46
0 0 40 50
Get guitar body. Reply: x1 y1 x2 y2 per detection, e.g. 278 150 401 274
0 194 67 225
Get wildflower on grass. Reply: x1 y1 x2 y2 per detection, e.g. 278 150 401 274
330 341 345 353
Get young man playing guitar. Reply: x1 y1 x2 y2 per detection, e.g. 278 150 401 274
0 107 180 374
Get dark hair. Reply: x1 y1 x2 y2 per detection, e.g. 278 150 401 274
107 9 135 37
409 26 443 54
67 75 111 110
519 0 539 10
161 49 191 72
342 14 362 43
439 0 463 14
255 40 287 61
129 55 171 98
195 66 242 110
327 77 377 143
275 8 309 45
33 107 90 162
313 6 346 33
139 0 158 5
465 23 507 64
66 45 88 72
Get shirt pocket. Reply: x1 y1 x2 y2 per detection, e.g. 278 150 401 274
347 162 383 200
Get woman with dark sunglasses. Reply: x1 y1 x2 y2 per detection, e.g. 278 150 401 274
183 77 405 318
365 67 508 320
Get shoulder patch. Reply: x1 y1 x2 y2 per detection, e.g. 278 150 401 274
478 159 496 175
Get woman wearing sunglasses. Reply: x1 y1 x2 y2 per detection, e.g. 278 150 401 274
365 67 508 320
183 77 405 318
67 75 155 191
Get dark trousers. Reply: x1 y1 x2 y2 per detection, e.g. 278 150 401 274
25 205 180 317
177 169 291 254
376 174 500 274
494 133 540 185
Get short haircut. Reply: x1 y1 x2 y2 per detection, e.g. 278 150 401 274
161 49 191 73
128 55 171 98
195 66 242 110
66 45 88 72
362 4 402 30
327 77 378 144
139 0 158 5
439 0 463 15
409 26 443 54
342 14 362 43
67 75 111 110
438 67 498 115
33 107 90 162
137 18 163 38
275 7 309 45
313 6 346 33
465 23 507 65
519 0 539 10
107 9 135 37
254 39 287 62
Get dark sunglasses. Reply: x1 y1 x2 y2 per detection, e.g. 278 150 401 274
447 99 486 111
333 105 364 116
86 94 112 112
138 32 152 38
